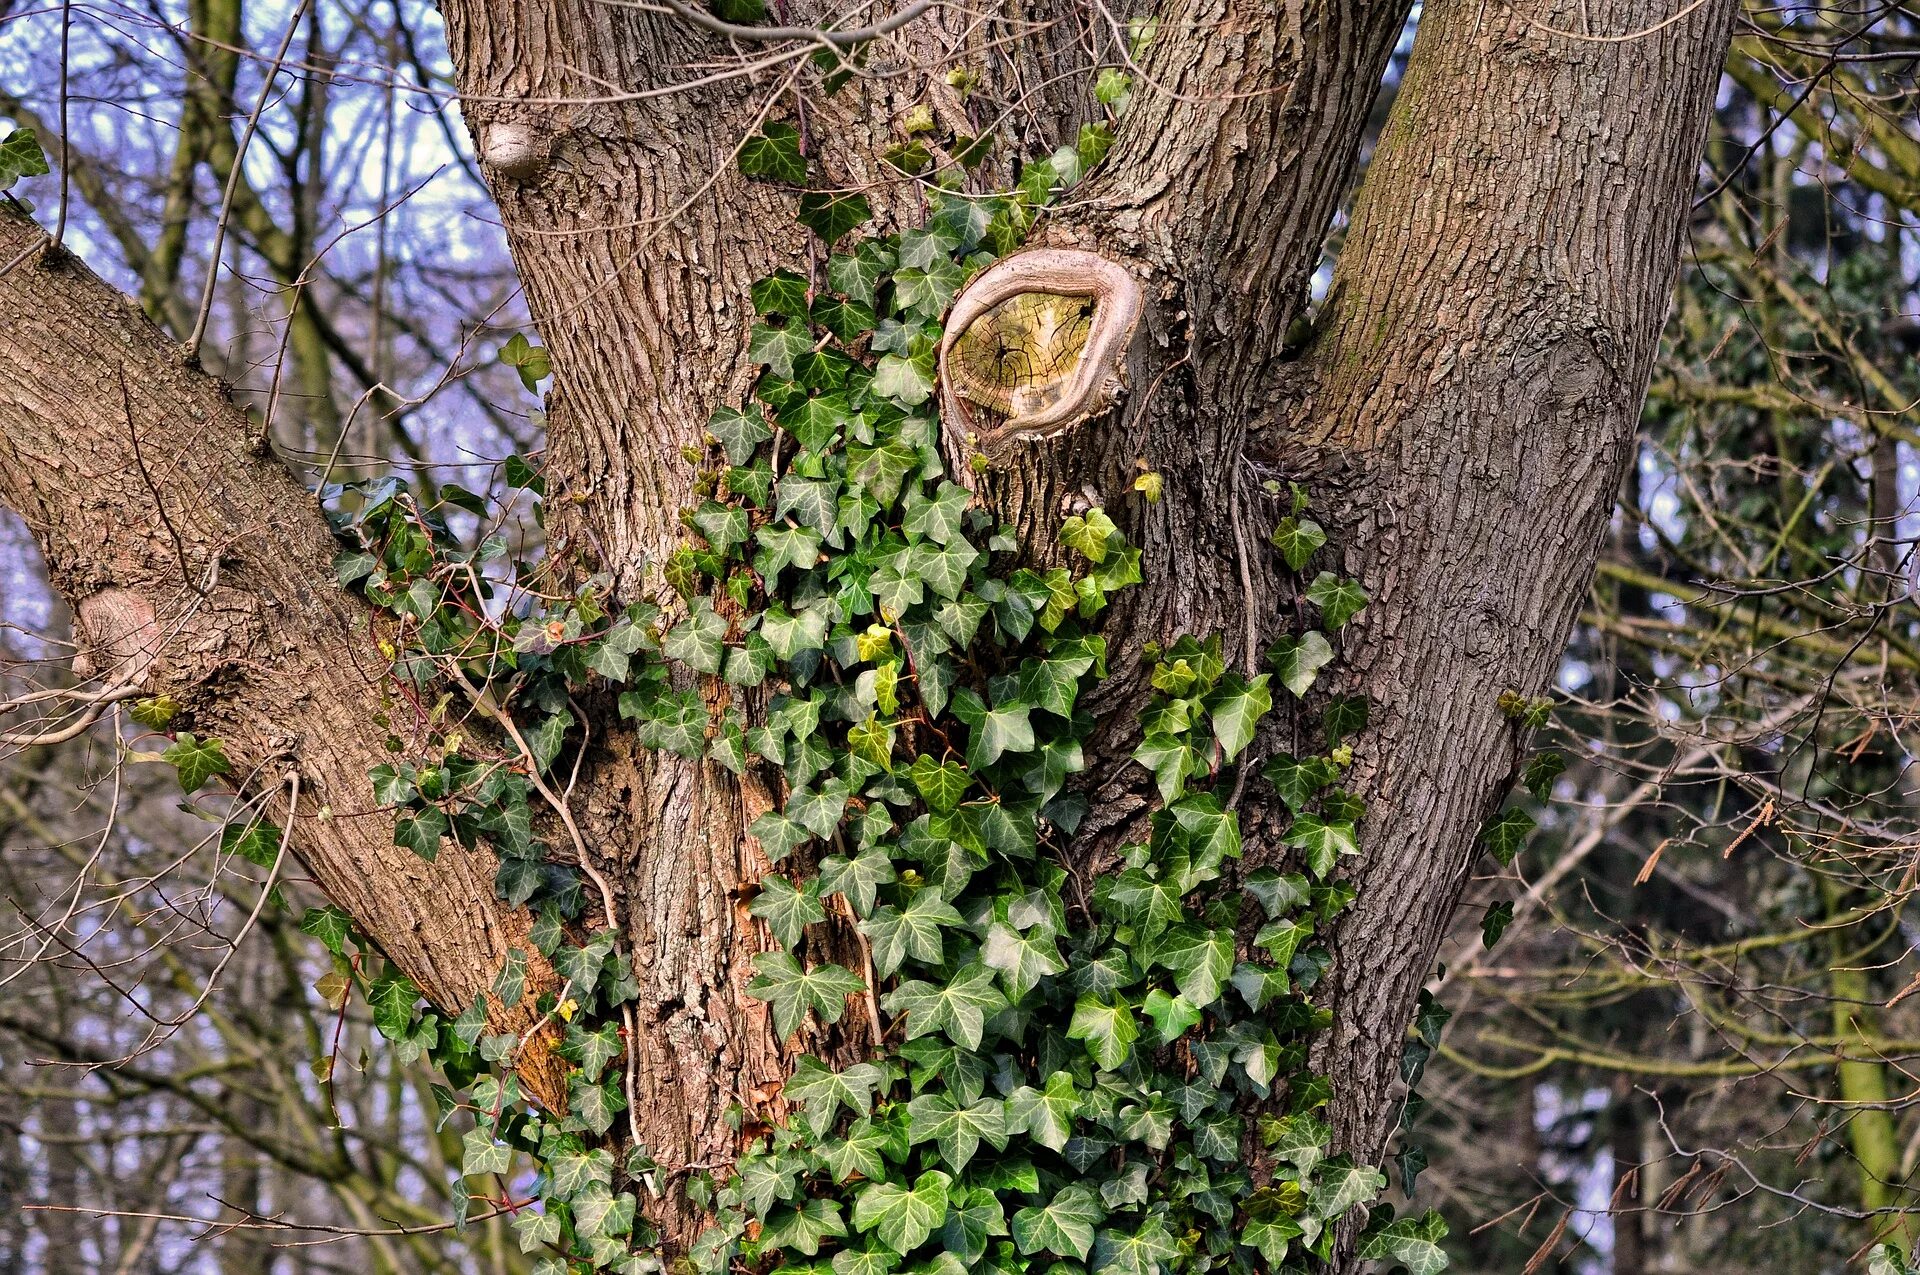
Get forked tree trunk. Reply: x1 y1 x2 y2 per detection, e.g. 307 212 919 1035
0 0 1735 1265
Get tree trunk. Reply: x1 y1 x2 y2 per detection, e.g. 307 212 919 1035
0 0 1739 1264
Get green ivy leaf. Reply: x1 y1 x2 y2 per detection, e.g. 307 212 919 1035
883 964 1006 1049
300 904 354 956
853 1170 951 1255
746 952 864 1039
980 921 1066 999
1269 515 1326 572
394 806 449 861
751 874 827 950
709 404 773 465
1005 1070 1081 1152
1204 673 1272 763
1481 805 1536 865
907 756 972 813
1481 898 1515 948
752 269 811 317
665 600 727 674
1266 630 1334 698
1011 1184 1101 1261
861 891 964 977
1067 995 1139 1070
1283 814 1359 878
906 1093 1008 1173
1149 924 1234 1008
1305 572 1368 630
739 122 807 183
162 732 231 793
762 1198 849 1257
818 847 896 917
1261 752 1336 812
785 1056 886 1131
798 191 874 244
1358 1210 1449 1275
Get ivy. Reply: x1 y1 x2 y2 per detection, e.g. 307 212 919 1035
281 75 1465 1275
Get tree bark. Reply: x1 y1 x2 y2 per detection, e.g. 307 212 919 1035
0 217 568 1104
1271 0 1738 1185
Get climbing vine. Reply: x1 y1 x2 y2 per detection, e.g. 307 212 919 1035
128 69 1473 1275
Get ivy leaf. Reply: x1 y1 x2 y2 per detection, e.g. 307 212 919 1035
1058 507 1117 563
1521 749 1566 800
746 952 864 1039
1481 898 1515 948
906 1093 1008 1172
1011 1184 1102 1261
1322 694 1369 745
950 690 1035 769
1358 1211 1449 1275
883 964 1006 1049
1244 867 1311 919
908 538 979 602
511 1208 564 1254
1306 1156 1385 1223
751 874 827 950
1005 1071 1080 1152
761 1198 850 1257
892 258 966 319
748 810 810 860
162 733 230 793
1140 987 1203 1041
818 847 896 917
1091 1218 1180 1275
1261 753 1336 812
907 756 971 813
1254 916 1314 969
739 122 807 184
785 1056 886 1131
566 1020 624 1083
1269 515 1326 572
1131 733 1197 803
1266 631 1334 698
665 600 727 674
394 806 449 861
853 1170 952 1255
817 1119 894 1184
694 501 751 553
1149 924 1234 1008
1204 673 1272 763
1481 805 1537 865
367 974 419 1040
709 404 773 465
761 603 830 659
861 891 963 977
300 905 354 956
980 921 1066 999
1067 995 1139 1070
828 240 895 306
1305 572 1368 630
873 351 935 406
751 269 811 317
847 713 896 770
787 780 852 839
1283 815 1359 878
798 191 874 244
1101 868 1185 940
462 1126 512 1177
901 482 972 545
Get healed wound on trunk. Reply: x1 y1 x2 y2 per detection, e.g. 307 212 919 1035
939 249 1144 454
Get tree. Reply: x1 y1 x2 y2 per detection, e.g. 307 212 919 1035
0 0 1743 1269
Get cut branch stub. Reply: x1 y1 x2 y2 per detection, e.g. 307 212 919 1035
938 249 1143 457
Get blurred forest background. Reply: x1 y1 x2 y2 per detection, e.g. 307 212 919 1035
0 0 1918 1271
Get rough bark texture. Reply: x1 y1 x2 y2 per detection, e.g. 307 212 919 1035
1271 0 1739 1177
0 0 1742 1264
0 217 568 1106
